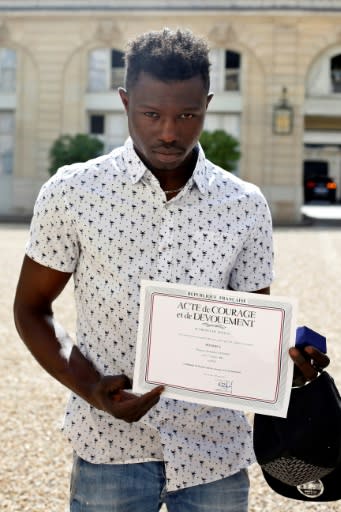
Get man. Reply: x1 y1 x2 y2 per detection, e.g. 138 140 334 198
14 28 329 511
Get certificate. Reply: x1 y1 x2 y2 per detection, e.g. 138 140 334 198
133 280 297 417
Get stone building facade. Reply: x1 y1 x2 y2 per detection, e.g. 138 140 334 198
0 0 341 222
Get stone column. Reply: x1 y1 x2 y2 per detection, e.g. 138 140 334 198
262 20 305 224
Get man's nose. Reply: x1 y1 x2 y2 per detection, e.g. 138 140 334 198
159 118 178 143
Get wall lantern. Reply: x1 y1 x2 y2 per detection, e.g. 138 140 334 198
273 87 294 135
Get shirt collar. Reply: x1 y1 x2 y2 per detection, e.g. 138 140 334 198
122 137 213 195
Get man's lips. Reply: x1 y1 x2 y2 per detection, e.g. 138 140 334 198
152 149 184 156
152 149 185 162
153 154 183 163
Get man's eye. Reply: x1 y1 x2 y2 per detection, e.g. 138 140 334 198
144 112 159 118
180 113 194 119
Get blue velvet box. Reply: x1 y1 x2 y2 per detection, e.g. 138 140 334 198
295 325 327 353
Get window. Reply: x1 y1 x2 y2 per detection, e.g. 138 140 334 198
0 111 15 175
90 114 105 134
209 48 241 93
88 49 108 91
88 48 124 92
0 48 16 93
224 51 241 91
88 112 128 153
331 55 341 93
111 50 125 89
306 48 341 96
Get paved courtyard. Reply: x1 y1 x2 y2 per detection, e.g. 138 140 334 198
1 223 341 511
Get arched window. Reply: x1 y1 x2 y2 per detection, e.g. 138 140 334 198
0 111 14 175
0 48 16 212
210 48 241 93
88 48 124 92
224 51 241 91
306 48 341 96
0 48 16 92
87 48 127 151
111 49 125 89
0 48 16 174
331 54 341 93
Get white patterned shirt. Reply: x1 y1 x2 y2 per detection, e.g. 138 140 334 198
26 137 274 491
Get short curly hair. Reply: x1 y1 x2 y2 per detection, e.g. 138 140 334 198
124 27 211 92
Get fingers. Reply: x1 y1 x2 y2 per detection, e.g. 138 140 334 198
113 374 133 390
128 386 164 420
109 385 164 423
290 347 318 382
99 374 130 391
304 346 330 371
90 374 164 422
289 346 330 386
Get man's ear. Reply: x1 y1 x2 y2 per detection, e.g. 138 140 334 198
118 87 128 112
206 93 214 109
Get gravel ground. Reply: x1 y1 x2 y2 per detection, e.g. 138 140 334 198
1 223 341 511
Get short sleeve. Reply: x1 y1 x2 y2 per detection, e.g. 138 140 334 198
26 173 79 273
228 191 274 292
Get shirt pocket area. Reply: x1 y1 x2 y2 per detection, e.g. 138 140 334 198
189 231 240 288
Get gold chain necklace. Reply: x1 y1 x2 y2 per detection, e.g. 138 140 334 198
164 185 185 195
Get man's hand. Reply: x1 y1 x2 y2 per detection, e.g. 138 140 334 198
89 374 164 423
289 346 330 387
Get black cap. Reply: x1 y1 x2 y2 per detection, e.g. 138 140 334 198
253 371 341 501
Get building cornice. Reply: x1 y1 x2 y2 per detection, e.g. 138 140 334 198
1 1 341 13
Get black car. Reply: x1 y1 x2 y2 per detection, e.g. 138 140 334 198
304 175 337 203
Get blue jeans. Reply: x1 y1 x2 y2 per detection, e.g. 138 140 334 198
70 456 249 512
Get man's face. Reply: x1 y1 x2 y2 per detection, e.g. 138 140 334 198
119 72 212 172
